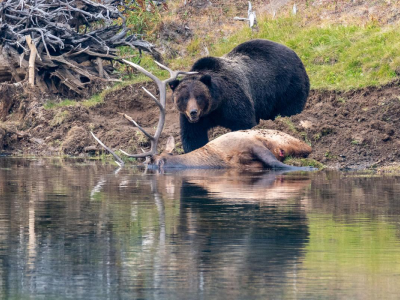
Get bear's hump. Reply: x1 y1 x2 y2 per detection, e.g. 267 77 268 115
227 39 295 60
191 56 223 72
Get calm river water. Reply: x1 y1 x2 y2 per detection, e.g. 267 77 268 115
0 158 400 300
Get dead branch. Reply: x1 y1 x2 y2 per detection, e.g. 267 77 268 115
0 0 162 97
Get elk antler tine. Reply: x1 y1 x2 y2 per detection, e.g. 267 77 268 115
176 71 198 76
154 61 198 80
122 59 161 85
120 149 156 158
122 114 154 140
142 87 163 110
154 60 198 79
90 131 125 167
167 71 199 82
114 167 122 175
119 59 182 159
120 149 131 156
154 60 172 73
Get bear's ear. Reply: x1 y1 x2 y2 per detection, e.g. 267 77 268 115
200 74 212 86
169 79 180 91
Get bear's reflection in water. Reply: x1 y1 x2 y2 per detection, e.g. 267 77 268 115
0 159 311 300
143 169 311 299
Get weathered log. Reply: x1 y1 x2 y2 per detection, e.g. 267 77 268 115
25 35 38 87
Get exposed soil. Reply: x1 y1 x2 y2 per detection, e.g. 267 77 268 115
158 21 193 59
202 0 400 26
255 81 400 169
1 79 400 170
0 81 182 157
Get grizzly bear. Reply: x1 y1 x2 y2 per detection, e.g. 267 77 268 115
169 39 310 153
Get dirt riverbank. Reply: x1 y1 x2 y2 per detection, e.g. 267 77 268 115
1 79 400 170
2 0 400 170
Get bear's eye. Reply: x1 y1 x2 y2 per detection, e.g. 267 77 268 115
196 96 207 105
177 97 185 104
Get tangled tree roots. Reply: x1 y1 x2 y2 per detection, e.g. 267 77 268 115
0 0 162 97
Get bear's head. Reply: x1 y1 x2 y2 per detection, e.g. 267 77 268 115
169 74 212 123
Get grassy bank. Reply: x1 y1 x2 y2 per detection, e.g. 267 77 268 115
173 16 400 90
45 10 400 107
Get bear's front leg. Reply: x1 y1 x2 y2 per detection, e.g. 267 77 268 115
180 114 210 153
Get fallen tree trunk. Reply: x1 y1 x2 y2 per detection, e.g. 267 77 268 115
0 0 162 98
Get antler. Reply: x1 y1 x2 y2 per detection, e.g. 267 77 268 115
91 60 197 164
118 59 197 158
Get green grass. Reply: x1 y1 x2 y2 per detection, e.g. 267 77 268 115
376 164 400 174
44 99 76 110
124 2 162 38
284 157 325 169
178 16 400 90
44 13 400 109
50 111 70 126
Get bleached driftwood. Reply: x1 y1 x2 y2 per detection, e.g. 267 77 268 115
25 35 38 87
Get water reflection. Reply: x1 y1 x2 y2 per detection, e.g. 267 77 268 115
0 158 400 299
176 170 310 299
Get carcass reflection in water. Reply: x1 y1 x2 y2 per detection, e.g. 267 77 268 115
170 168 311 204
144 168 310 299
0 159 311 299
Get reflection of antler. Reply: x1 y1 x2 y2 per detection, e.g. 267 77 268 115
150 179 166 245
119 60 197 158
91 60 196 163
90 166 122 199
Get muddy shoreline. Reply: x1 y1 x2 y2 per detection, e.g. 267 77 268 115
2 0 400 171
1 79 400 170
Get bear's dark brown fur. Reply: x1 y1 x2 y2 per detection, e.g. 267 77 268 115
169 39 310 153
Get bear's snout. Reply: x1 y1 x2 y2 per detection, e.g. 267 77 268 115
187 112 200 123
186 98 201 122
190 109 198 117
188 109 199 123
